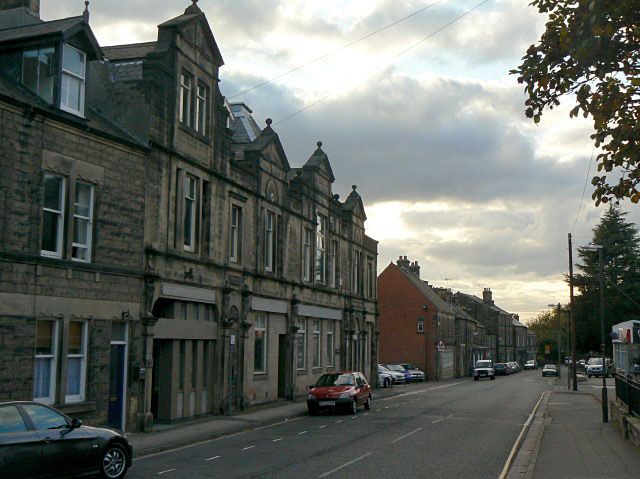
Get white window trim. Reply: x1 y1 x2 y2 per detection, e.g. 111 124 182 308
265 211 275 272
179 72 192 126
230 205 241 263
71 181 94 263
65 321 88 403
34 320 58 404
254 315 267 373
184 175 197 252
41 174 65 259
195 83 208 134
303 228 312 282
60 44 86 117
326 321 334 366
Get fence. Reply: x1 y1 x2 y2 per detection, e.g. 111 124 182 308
615 372 640 417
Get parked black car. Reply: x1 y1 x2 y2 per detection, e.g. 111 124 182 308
0 401 132 478
494 363 510 376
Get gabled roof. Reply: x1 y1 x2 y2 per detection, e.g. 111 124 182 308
244 119 291 170
0 16 102 60
343 185 367 220
392 264 454 314
512 317 526 328
229 102 261 143
456 292 514 316
157 1 223 66
303 141 335 182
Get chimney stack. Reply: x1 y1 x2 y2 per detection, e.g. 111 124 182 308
0 0 40 17
408 260 420 278
396 255 410 270
482 288 493 305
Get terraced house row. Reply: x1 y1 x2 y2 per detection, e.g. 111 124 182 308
0 0 378 432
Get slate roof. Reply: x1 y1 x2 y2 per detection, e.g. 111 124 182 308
456 292 513 316
512 317 527 328
0 16 82 42
103 42 156 61
0 73 145 148
394 264 454 315
229 103 261 143
453 303 477 323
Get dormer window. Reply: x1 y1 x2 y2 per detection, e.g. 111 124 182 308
21 43 86 117
60 44 86 116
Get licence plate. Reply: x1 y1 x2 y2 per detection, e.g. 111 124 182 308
319 401 335 406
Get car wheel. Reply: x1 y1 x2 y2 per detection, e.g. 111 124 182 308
364 396 371 411
101 443 128 479
350 399 358 415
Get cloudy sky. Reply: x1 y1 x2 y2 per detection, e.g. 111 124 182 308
43 0 640 321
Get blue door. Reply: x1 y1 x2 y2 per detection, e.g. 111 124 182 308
108 344 126 430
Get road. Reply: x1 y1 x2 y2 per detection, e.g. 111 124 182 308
128 370 555 478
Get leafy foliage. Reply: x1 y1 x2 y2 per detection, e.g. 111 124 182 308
528 309 566 358
511 0 640 205
572 205 640 353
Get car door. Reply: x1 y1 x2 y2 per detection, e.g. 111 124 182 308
19 403 95 478
0 405 43 479
355 373 368 405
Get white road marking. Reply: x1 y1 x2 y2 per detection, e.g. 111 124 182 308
548 402 570 405
391 427 423 444
272 438 283 442
157 469 176 475
363 413 369 416
351 416 357 419
336 420 343 423
205 456 220 461
376 409 382 412
432 414 454 424
379 381 462 401
242 446 255 451
318 452 372 478
319 425 327 429
384 406 389 409
299 430 308 435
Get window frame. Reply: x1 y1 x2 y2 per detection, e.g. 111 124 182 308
183 174 197 252
179 71 193 127
230 204 242 263
254 315 267 373
296 319 307 370
326 320 335 366
41 173 66 259
34 319 59 404
60 43 86 117
195 82 209 135
303 228 312 282
264 211 275 272
71 181 94 262
312 320 321 368
64 320 88 403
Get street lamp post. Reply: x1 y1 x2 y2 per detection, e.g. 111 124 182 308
583 244 608 423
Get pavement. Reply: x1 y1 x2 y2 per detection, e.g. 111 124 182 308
128 383 416 458
507 370 640 479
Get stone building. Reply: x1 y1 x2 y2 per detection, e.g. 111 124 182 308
0 0 378 432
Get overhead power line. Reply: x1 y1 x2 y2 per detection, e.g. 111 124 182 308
228 0 445 100
275 0 491 126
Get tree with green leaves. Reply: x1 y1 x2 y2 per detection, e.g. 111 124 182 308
511 0 640 205
528 309 566 359
573 205 640 353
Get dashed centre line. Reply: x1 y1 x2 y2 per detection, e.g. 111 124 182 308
157 469 176 475
432 414 454 424
299 430 308 435
391 427 423 444
205 456 220 461
272 438 283 442
318 451 372 478
242 445 255 451
319 425 327 429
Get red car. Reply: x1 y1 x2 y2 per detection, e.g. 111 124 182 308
307 371 372 415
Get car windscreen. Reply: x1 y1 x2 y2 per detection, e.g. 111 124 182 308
315 373 354 387
476 361 492 368
387 365 405 372
544 365 556 369
378 365 391 372
587 358 603 365
401 364 416 370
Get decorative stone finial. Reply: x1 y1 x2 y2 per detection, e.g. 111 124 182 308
192 0 199 4
352 185 357 191
266 118 272 126
83 1 90 22
317 141 322 148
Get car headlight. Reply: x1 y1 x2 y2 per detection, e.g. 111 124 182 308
339 390 355 399
308 394 316 400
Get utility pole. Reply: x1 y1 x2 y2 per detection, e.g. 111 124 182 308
569 233 577 391
556 303 562 379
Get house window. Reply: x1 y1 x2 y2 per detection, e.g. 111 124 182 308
72 182 93 262
367 260 375 298
296 320 306 369
417 319 424 334
179 72 193 126
312 320 321 368
330 240 338 288
34 320 58 404
326 320 334 366
60 44 86 116
265 211 275 272
65 321 87 403
230 205 242 263
184 175 197 252
195 83 209 134
302 228 312 282
22 46 55 104
41 174 65 258
254 315 267 373
315 215 326 284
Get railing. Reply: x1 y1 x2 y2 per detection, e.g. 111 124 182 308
615 372 640 417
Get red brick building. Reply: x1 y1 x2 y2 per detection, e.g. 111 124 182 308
378 257 456 381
